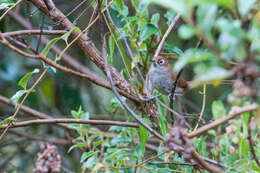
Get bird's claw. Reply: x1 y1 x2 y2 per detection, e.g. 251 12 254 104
168 92 183 100
142 94 162 101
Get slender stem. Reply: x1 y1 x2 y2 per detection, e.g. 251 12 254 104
248 112 260 166
0 0 24 22
169 69 184 125
2 30 67 37
193 84 206 131
0 67 49 141
154 14 181 57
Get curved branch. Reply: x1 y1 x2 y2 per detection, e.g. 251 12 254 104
189 104 259 138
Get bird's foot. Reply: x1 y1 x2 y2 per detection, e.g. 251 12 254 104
168 92 183 100
141 94 162 102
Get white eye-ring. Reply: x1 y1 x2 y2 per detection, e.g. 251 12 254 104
158 59 165 65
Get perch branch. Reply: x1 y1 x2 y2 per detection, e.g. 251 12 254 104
0 118 139 128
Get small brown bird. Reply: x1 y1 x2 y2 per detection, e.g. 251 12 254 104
146 56 189 97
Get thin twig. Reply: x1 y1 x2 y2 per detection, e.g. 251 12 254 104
193 84 206 131
66 0 88 19
248 112 260 166
2 30 67 37
149 161 195 166
0 0 24 22
155 98 191 129
111 152 166 169
56 0 114 61
36 14 45 52
169 68 184 125
72 0 95 25
154 14 181 57
0 67 49 141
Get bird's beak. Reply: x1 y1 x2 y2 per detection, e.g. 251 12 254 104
151 60 156 67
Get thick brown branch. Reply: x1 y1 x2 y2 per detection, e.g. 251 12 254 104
0 118 139 128
191 150 223 173
28 0 137 101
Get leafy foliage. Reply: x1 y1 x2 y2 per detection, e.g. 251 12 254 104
0 0 259 172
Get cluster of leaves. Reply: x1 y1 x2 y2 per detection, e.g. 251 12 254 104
0 0 14 10
1 0 259 172
67 0 260 172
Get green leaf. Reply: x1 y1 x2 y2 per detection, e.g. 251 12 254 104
41 27 81 57
0 117 16 127
82 156 98 169
197 4 217 36
239 138 249 159
71 106 89 119
81 151 99 163
140 24 159 41
163 44 184 56
135 143 143 159
18 68 39 89
10 90 27 103
106 20 131 73
238 0 257 17
192 66 232 87
178 24 197 40
115 0 124 9
146 0 187 19
174 49 215 71
158 114 167 137
164 10 177 26
61 27 81 44
41 37 61 57
108 35 115 64
67 142 86 153
251 161 260 172
242 111 250 138
195 0 235 9
151 13 160 25
139 119 150 155
0 1 14 10
93 140 103 148
212 100 226 120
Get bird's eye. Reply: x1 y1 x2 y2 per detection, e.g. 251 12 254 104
158 59 164 65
